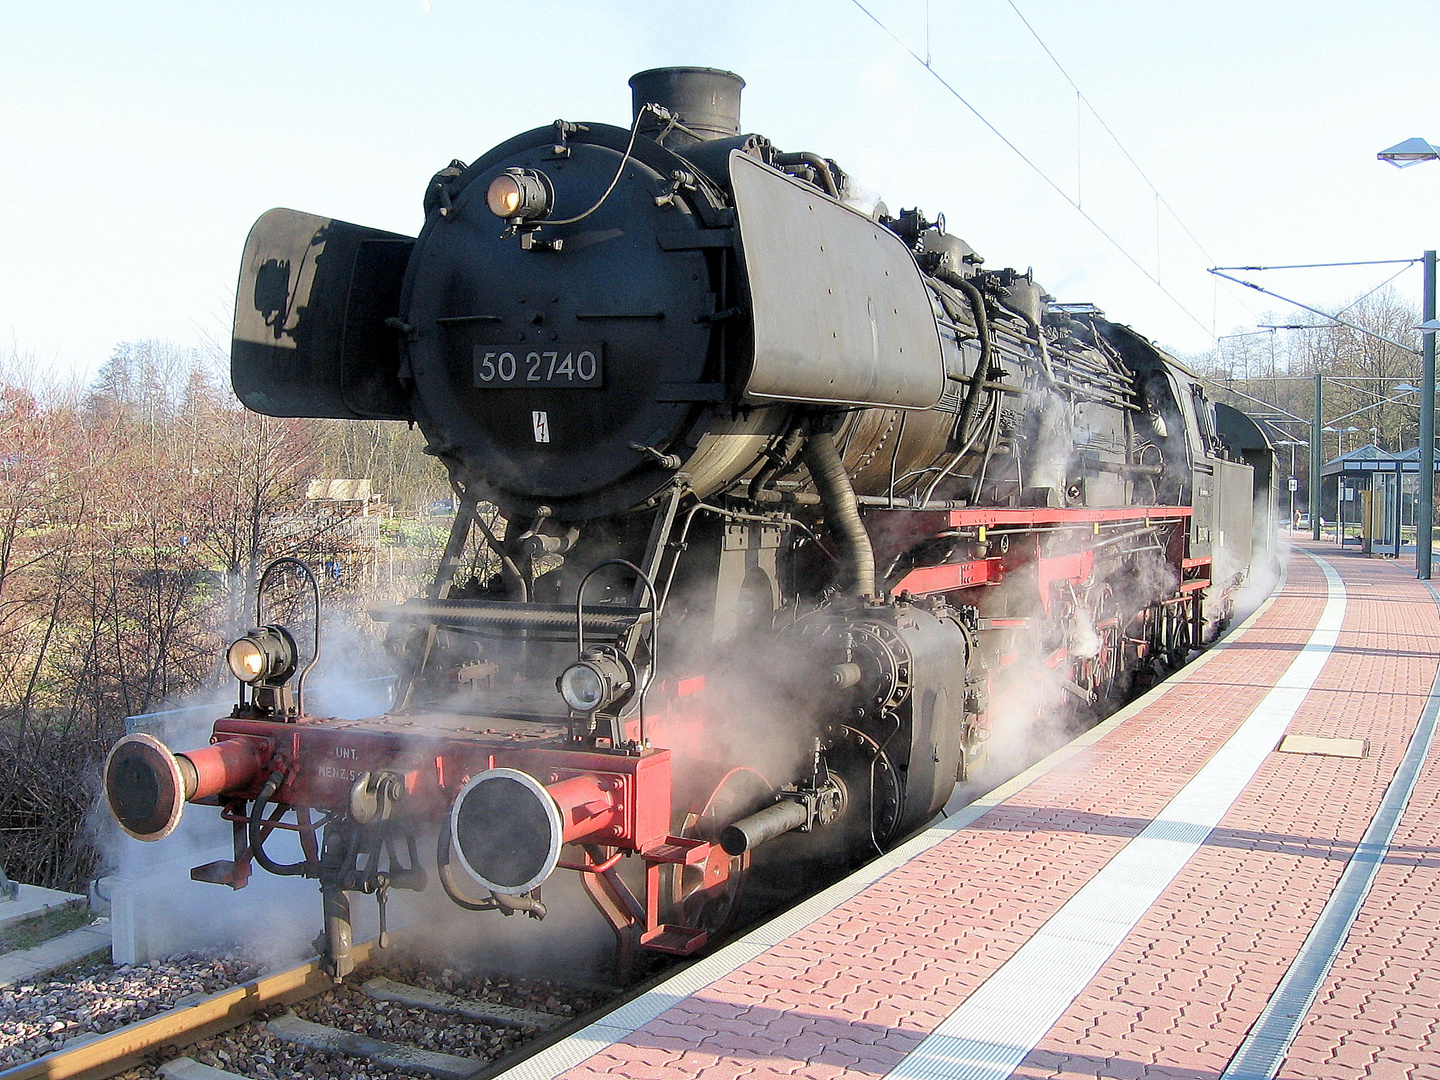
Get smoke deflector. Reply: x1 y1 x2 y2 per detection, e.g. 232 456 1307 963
731 151 947 409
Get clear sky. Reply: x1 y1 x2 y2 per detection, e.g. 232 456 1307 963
3 0 1438 382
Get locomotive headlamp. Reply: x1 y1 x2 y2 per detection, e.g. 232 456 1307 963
559 663 605 712
557 647 633 714
487 168 551 222
226 624 298 686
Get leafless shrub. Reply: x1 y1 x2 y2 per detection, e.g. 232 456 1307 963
0 340 451 889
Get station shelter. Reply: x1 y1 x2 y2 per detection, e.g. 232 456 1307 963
1318 443 1424 555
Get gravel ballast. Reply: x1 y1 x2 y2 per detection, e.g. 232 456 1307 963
0 948 263 1068
1 948 616 1079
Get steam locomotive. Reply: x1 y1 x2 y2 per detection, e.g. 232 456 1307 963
105 68 1276 980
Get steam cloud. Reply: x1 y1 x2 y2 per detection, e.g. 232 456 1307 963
93 609 394 968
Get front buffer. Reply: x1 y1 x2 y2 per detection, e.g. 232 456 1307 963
105 702 741 980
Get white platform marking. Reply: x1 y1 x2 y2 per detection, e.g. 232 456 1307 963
886 554 1346 1080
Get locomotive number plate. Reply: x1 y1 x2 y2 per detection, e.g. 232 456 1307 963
474 344 604 388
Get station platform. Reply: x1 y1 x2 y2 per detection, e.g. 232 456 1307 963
498 540 1440 1080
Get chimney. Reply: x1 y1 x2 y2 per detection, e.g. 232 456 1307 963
628 67 744 146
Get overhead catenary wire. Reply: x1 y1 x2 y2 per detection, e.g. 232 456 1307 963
1209 258 1419 369
1336 262 1416 317
1004 0 1263 327
1202 380 1311 425
1208 267 1421 355
1212 260 1419 271
1005 0 1218 268
846 0 1218 342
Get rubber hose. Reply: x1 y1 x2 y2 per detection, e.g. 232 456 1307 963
247 771 313 877
435 828 499 912
954 279 995 447
748 423 806 502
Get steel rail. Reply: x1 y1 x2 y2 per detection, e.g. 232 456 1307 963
0 939 383 1080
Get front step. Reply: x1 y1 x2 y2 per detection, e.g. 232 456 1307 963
639 924 709 955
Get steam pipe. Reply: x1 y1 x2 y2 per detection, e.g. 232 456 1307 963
719 799 809 855
773 152 839 198
1023 312 1057 383
492 892 548 917
968 412 1001 501
1063 359 1131 388
436 828 499 911
1050 378 1138 409
1054 364 1132 393
803 428 876 599
748 422 806 502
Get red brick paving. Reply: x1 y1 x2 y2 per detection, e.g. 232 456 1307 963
555 544 1439 1080
1278 561 1440 1080
1017 547 1440 1080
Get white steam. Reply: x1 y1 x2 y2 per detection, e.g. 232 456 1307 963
94 608 395 966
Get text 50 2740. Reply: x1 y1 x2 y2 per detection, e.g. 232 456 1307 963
473 345 604 388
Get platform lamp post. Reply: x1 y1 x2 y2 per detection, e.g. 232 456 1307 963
1420 314 1440 578
1378 138 1440 168
1322 426 1360 539
1311 375 1323 540
1274 439 1307 530
1378 139 1438 577
1394 381 1431 547
1324 425 1361 459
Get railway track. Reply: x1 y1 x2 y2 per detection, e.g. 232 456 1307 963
0 938 614 1080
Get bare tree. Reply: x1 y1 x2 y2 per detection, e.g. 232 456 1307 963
0 337 452 889
1197 287 1422 514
